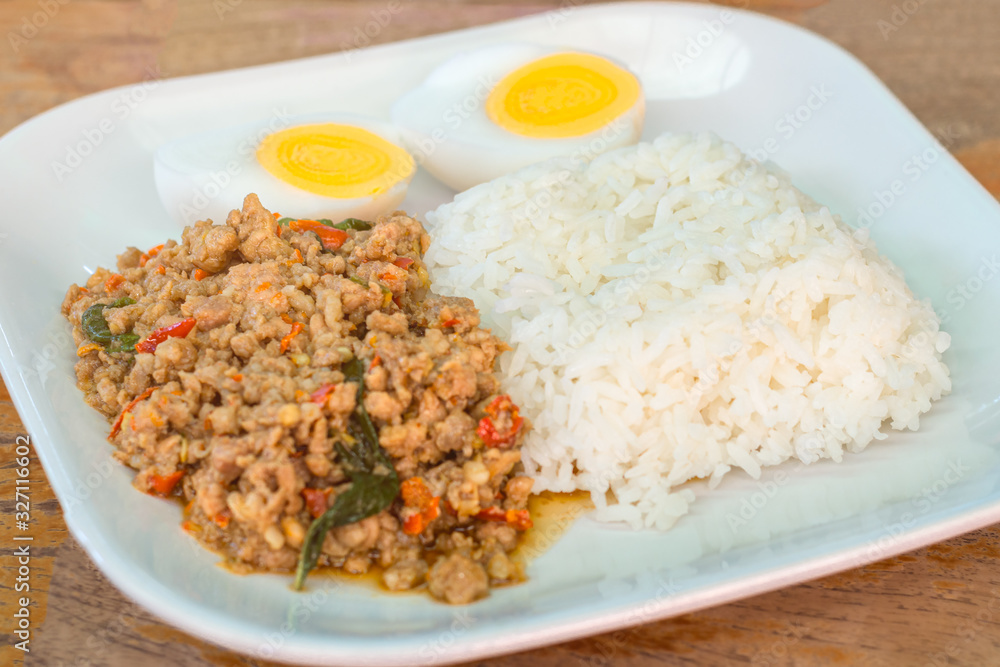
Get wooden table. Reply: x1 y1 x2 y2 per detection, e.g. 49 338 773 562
2 1 1000 665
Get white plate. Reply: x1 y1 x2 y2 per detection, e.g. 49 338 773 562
2 2 1000 665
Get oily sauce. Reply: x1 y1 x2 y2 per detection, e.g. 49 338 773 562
180 489 595 596
308 489 594 594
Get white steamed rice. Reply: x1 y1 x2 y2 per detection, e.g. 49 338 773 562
424 131 951 530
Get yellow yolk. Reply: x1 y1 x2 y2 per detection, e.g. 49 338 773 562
256 123 414 198
486 52 640 139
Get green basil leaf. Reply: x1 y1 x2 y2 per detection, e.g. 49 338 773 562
292 469 398 590
82 299 138 351
107 332 140 354
82 304 113 345
342 357 365 393
334 440 366 475
293 356 400 590
332 218 371 231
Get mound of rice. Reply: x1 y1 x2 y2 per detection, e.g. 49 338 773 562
424 131 951 530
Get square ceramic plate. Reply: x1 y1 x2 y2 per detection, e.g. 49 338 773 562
2 2 1000 665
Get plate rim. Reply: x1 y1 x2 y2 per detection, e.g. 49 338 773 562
2 2 1000 665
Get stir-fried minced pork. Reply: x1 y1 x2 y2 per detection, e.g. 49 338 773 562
62 193 533 604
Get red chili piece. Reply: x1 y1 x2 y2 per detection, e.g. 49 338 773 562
135 318 197 354
213 508 232 528
476 394 523 448
148 470 184 497
108 386 156 439
289 219 348 251
302 488 332 518
310 383 335 404
475 506 533 531
401 477 441 535
280 321 303 354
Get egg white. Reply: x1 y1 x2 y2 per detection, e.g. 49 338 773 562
391 43 645 192
154 113 413 226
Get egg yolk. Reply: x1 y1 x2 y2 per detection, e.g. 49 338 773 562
257 123 414 199
486 52 640 139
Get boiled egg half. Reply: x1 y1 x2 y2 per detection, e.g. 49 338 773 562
154 114 416 225
391 43 645 191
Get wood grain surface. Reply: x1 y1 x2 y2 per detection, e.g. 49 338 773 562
2 1 1000 665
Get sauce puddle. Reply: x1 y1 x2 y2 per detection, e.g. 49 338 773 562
514 489 594 562
188 490 595 597
312 489 595 594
